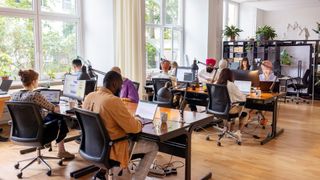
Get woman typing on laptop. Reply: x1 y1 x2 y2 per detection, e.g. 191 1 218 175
216 68 249 137
11 70 75 159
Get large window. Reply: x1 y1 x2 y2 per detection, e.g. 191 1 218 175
145 0 183 72
0 0 81 80
223 0 239 33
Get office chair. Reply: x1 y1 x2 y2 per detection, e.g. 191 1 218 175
70 108 134 179
133 81 140 91
205 84 244 146
152 78 175 108
287 69 311 104
6 102 63 178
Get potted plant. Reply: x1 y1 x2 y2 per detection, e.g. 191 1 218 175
312 22 320 38
0 53 13 80
223 25 243 41
256 25 277 42
280 49 292 65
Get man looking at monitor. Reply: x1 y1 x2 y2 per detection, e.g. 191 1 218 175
72 58 83 79
83 71 158 179
199 58 217 83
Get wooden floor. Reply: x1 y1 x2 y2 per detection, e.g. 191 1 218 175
1 101 320 180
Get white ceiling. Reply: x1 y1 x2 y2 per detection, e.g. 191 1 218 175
232 0 320 11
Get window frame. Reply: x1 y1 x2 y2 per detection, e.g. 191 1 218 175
145 0 184 72
0 0 82 80
223 0 240 39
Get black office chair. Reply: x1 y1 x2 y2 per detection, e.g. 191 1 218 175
70 108 132 179
6 102 63 178
133 81 140 91
152 78 175 108
287 69 311 104
206 84 243 146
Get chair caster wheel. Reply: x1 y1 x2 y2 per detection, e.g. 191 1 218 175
237 141 242 145
244 124 248 128
262 126 266 129
47 170 51 176
206 136 210 141
217 142 221 146
58 160 63 166
14 163 19 169
17 172 22 179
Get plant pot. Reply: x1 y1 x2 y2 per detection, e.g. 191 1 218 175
230 36 236 41
1 76 9 80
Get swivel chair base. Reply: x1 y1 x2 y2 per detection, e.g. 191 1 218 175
14 147 63 179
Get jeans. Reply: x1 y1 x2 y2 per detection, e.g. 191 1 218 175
43 113 69 143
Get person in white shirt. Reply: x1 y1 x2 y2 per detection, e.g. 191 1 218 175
216 68 249 135
214 59 229 82
153 59 172 79
199 58 217 83
169 61 178 77
259 60 277 81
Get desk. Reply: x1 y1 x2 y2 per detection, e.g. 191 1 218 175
124 102 213 180
174 87 285 145
245 92 285 145
0 95 10 141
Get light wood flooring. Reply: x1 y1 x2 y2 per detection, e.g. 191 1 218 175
1 101 320 180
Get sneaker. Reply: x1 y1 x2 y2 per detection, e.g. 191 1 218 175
58 151 75 160
235 130 242 142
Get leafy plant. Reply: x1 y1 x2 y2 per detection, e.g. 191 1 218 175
312 22 320 34
256 25 277 41
223 25 243 40
0 53 13 77
47 69 56 80
280 49 292 65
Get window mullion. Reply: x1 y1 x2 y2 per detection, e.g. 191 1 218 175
34 0 42 76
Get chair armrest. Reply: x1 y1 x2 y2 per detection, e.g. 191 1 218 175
110 135 130 145
43 119 59 128
232 101 246 106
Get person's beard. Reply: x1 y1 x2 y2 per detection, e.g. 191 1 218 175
206 67 214 73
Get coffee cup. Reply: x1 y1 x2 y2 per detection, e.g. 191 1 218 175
160 112 168 123
255 90 261 97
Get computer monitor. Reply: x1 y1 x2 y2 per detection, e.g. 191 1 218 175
63 75 86 101
84 80 97 96
175 67 194 83
232 70 260 87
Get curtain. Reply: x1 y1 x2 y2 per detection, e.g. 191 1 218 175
114 0 146 97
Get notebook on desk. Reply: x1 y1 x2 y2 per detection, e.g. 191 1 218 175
0 80 13 95
135 100 158 125
234 80 252 95
39 89 61 105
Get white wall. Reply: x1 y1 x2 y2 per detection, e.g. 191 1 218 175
263 7 320 40
82 0 115 85
184 0 209 66
239 4 259 40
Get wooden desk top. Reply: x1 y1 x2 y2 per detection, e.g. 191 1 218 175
0 95 11 100
124 102 213 141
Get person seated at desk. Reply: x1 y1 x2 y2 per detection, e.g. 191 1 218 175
157 81 180 107
153 59 172 79
216 68 249 136
239 57 250 70
214 59 229 82
169 61 178 77
199 58 217 83
71 58 83 79
82 71 158 180
111 66 139 103
259 60 276 81
11 69 75 159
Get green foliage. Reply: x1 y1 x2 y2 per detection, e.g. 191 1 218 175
280 49 292 65
145 0 160 24
0 53 13 77
223 25 243 38
146 42 157 69
256 25 277 40
4 0 32 9
312 22 320 34
165 0 179 25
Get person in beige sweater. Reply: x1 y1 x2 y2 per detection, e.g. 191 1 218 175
83 71 158 180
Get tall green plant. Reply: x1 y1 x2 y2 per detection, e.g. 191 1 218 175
223 25 243 40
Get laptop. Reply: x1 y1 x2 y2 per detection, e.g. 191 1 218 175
39 89 61 105
234 80 252 95
135 100 158 125
0 80 13 95
259 81 280 93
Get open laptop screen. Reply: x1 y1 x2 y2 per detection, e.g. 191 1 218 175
135 101 158 124
39 89 61 104
234 80 252 95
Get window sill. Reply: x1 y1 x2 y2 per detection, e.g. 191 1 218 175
10 80 63 90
